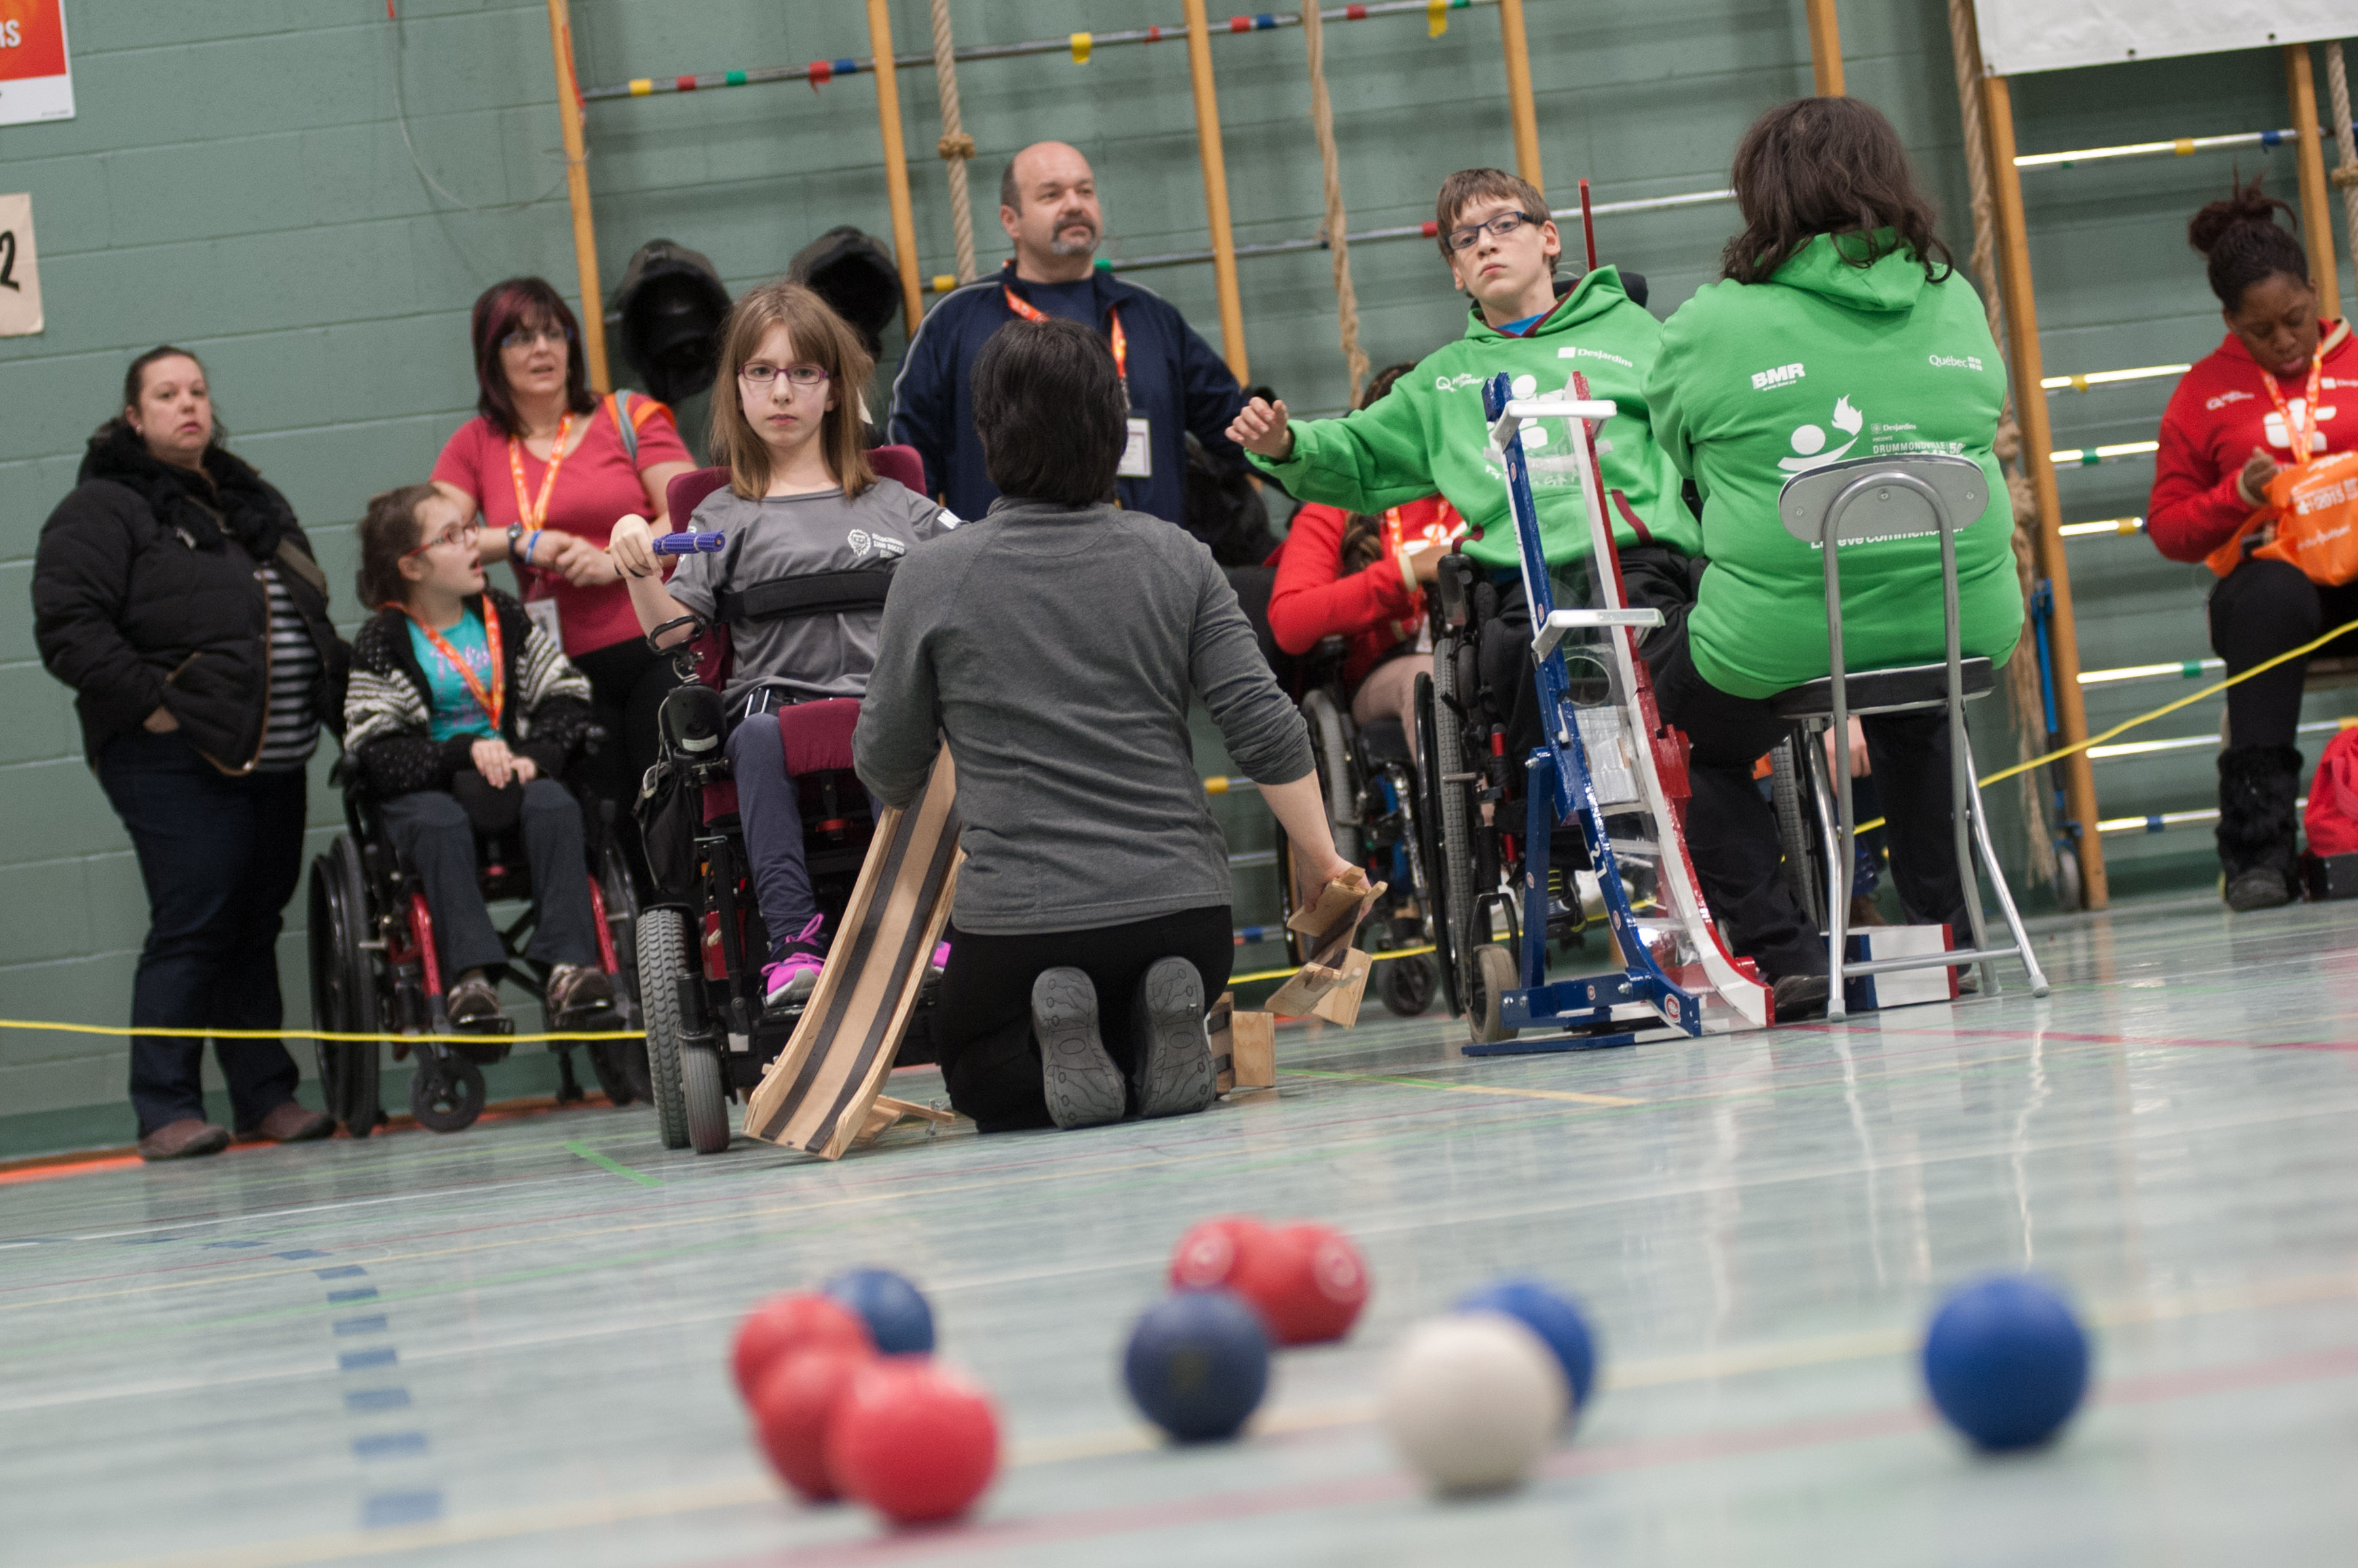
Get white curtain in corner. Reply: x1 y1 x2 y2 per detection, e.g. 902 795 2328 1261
1973 1 2351 76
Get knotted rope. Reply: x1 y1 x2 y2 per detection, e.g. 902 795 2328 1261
1301 1 1369 401
928 0 979 285
1949 0 2059 888
2327 43 2357 257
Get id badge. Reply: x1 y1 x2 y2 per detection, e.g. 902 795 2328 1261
1118 416 1152 479
523 597 562 645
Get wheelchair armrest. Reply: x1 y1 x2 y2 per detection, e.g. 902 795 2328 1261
1303 635 1351 693
1434 553 1476 632
329 751 365 793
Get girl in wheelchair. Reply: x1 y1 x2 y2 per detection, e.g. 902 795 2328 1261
608 281 956 1009
345 484 614 1031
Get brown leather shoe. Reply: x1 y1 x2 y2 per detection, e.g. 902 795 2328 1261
546 963 615 1026
138 1119 231 1161
246 1102 334 1143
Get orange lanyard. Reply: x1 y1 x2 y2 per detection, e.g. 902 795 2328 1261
399 605 504 732
506 412 576 533
1003 288 1126 384
2260 345 2325 470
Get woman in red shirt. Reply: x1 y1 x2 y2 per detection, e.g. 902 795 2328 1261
431 278 695 870
2148 178 2354 908
1267 365 1461 758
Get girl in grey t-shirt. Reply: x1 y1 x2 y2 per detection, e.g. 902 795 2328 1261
610 281 954 1007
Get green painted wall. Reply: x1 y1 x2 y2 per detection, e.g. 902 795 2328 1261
0 1 2346 1148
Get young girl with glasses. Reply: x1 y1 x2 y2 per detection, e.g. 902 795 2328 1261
345 485 614 1032
609 282 958 1007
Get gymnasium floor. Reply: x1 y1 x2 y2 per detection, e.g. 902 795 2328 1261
6 893 2357 1568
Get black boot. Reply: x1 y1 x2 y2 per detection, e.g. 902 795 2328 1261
2217 745 2303 910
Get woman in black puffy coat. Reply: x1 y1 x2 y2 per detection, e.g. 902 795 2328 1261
32 346 347 1161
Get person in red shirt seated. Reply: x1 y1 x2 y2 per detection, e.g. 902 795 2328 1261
2148 177 2354 909
1266 365 1462 758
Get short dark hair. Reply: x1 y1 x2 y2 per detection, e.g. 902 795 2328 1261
468 276 596 437
2188 174 2311 312
107 345 226 447
970 318 1125 507
1434 168 1551 261
1719 98 1954 286
1000 159 1019 213
357 483 438 608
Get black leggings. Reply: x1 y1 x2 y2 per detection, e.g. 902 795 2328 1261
569 637 683 886
2209 558 2358 749
934 906 1232 1132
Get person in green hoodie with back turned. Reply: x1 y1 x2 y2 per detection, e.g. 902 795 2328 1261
1642 97 2024 1010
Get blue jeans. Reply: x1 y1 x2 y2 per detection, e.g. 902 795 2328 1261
726 711 817 961
96 732 308 1136
378 779 600 977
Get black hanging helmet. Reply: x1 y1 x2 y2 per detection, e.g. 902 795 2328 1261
610 240 732 403
789 227 904 354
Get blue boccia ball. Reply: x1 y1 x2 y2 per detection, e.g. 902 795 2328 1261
822 1267 935 1356
1123 1289 1270 1443
1922 1274 2090 1451
1455 1277 1597 1416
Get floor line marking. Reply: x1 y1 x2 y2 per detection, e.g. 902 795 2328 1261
562 1141 662 1188
1281 1067 1643 1108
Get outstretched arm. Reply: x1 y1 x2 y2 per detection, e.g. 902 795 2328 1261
607 515 700 646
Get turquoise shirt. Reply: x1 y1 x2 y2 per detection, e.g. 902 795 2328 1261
406 610 498 743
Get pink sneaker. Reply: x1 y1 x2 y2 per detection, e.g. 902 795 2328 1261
764 915 827 1006
931 941 952 973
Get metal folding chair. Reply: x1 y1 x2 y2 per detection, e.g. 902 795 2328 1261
1770 454 2049 1020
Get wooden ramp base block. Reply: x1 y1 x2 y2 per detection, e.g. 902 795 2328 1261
1207 992 1276 1093
851 1094 958 1150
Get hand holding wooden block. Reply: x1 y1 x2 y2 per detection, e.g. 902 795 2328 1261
1265 874 1386 1016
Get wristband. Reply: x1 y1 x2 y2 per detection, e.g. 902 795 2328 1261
524 529 543 565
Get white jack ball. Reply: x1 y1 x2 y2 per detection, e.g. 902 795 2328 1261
1381 1311 1569 1494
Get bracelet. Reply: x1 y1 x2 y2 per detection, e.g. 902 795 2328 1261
523 529 543 565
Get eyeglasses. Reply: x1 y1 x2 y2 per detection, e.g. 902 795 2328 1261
402 520 483 560
1446 210 1546 253
739 363 829 388
500 326 569 351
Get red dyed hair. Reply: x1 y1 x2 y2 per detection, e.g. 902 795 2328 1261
468 276 596 436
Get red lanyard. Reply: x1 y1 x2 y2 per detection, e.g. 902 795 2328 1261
400 605 504 732
1003 288 1126 383
506 411 576 534
2259 345 2325 470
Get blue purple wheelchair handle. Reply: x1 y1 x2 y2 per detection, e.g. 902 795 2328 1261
654 531 726 555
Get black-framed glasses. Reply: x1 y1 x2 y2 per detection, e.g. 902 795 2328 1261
402 520 483 560
739 363 829 388
500 326 569 350
1446 210 1546 253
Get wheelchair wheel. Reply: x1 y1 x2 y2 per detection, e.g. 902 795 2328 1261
409 1050 486 1133
638 906 694 1150
683 1041 730 1155
1377 952 1437 1018
1468 943 1520 1046
1302 690 1360 867
1770 736 1825 933
307 835 382 1138
589 840 650 1106
1423 651 1477 1018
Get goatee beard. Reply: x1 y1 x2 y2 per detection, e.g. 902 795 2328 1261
1049 227 1099 259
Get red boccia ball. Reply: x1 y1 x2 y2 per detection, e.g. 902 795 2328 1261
1230 1222 1370 1346
732 1292 873 1401
752 1343 875 1502
827 1359 1000 1525
1169 1214 1269 1292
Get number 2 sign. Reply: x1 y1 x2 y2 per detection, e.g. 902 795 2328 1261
0 193 43 337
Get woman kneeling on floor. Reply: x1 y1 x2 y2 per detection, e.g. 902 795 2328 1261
855 317 1357 1132
346 484 614 1031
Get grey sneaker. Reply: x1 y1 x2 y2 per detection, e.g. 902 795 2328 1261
1129 957 1214 1119
1031 968 1125 1130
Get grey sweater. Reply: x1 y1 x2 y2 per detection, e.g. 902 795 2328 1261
855 496 1313 935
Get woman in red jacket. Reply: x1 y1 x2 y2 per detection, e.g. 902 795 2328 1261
2148 177 2353 908
1267 365 1463 757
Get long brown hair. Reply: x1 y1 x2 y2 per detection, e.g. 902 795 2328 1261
1719 98 1954 286
708 280 876 501
468 278 596 437
1339 364 1419 569
357 483 437 609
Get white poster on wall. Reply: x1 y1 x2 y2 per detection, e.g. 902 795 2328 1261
0 193 41 337
1974 0 2351 77
0 0 74 126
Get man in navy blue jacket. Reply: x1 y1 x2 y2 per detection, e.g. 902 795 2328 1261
888 141 1252 533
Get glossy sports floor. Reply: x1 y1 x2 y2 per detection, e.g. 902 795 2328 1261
7 893 2357 1568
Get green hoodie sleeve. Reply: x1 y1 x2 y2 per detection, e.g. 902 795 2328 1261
1643 295 1704 497
1246 384 1439 514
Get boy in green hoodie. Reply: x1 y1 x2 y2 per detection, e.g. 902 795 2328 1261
1228 168 1696 570
1639 98 2023 1003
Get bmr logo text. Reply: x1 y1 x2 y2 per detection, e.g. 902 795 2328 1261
1751 362 1806 392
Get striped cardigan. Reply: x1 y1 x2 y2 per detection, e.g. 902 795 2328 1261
344 589 592 800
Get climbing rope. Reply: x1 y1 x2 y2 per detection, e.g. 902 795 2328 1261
2327 43 2357 263
1300 1 1370 400
928 0 979 286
